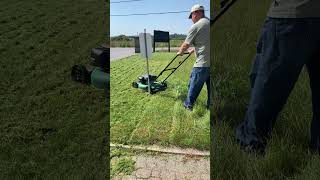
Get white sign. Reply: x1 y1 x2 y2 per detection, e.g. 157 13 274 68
139 32 152 59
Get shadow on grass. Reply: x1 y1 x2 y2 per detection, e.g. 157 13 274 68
213 75 249 128
216 100 247 128
177 94 187 102
156 89 187 104
157 93 180 100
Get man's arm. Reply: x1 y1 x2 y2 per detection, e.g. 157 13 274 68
177 43 195 55
178 23 197 56
177 42 190 56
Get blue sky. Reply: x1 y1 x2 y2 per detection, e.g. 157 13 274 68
110 0 210 36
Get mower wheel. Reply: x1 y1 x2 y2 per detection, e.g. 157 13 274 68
163 82 167 88
132 82 138 88
71 64 91 84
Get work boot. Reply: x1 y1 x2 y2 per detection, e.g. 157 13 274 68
183 102 193 111
237 139 266 155
309 142 320 155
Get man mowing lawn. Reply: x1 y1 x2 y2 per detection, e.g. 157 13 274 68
177 4 210 111
236 0 320 154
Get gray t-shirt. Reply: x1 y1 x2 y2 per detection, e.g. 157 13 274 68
267 0 320 18
184 17 210 67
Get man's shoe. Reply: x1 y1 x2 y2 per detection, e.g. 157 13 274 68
183 102 193 111
237 139 266 155
309 142 320 155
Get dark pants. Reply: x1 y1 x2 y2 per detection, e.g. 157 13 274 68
236 17 320 150
184 67 211 108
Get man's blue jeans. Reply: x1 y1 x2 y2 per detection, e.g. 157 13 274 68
236 17 320 150
184 67 210 108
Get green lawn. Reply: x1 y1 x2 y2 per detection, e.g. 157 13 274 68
211 0 320 179
110 53 210 150
0 0 108 178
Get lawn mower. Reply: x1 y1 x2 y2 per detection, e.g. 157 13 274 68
211 0 238 26
132 52 191 94
71 46 109 89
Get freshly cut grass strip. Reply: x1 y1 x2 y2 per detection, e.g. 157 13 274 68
110 143 210 156
111 52 210 150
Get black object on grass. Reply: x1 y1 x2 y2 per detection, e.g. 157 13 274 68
71 46 110 89
132 52 191 94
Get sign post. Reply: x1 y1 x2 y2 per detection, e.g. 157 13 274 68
139 29 153 94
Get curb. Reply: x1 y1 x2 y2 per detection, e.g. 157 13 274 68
110 143 210 156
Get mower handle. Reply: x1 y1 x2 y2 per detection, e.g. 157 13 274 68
210 0 238 26
155 53 192 82
173 52 190 59
157 52 190 77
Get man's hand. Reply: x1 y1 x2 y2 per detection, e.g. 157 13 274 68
177 42 190 56
188 48 195 54
177 50 184 56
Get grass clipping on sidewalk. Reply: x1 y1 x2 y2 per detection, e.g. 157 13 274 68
110 52 210 150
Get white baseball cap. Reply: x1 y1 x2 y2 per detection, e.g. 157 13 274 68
189 4 205 19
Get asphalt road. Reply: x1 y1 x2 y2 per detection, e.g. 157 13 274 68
110 48 135 61
110 47 180 61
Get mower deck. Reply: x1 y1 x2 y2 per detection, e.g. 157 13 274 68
132 53 191 94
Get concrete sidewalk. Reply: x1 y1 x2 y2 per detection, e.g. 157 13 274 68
112 153 210 180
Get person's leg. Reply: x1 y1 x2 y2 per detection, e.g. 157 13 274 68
249 56 260 89
184 67 210 109
306 19 320 153
236 18 317 152
249 18 267 89
307 54 320 153
206 74 211 109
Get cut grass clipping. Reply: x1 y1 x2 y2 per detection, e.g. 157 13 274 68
111 157 135 177
111 52 210 150
110 148 135 178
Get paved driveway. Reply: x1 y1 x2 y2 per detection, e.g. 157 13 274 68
110 47 180 61
110 48 135 61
